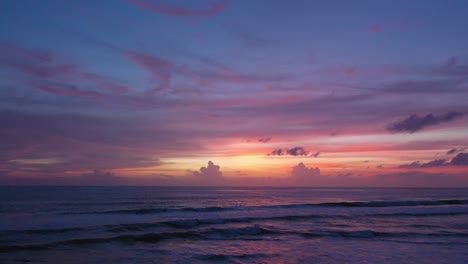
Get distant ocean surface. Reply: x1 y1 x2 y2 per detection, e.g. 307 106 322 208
0 187 467 263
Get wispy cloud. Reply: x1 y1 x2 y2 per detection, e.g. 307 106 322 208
125 50 173 94
1 42 131 97
447 147 467 155
387 112 465 133
128 0 228 17
398 159 448 169
398 153 468 168
29 81 102 97
310 152 320 158
257 137 272 143
0 42 55 62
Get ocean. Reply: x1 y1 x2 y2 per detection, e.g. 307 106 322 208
0 187 467 263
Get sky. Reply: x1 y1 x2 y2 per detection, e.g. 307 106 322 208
1 0 468 187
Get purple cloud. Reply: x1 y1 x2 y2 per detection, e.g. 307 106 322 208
269 149 283 156
381 79 466 94
192 161 224 182
257 137 272 143
451 153 468 166
1 42 130 97
288 147 309 156
29 81 102 97
268 147 311 157
79 72 130 94
399 159 448 169
1 60 77 79
0 42 55 62
310 152 320 158
125 50 173 94
399 153 468 168
447 147 467 155
387 112 465 133
128 0 228 17
0 42 77 78
291 162 320 178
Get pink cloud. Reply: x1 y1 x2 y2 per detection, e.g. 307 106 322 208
1 60 77 78
125 50 172 94
125 51 289 96
1 42 130 96
369 24 383 33
0 42 55 62
79 72 130 94
0 42 77 78
128 0 228 17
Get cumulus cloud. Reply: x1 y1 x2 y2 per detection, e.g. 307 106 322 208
192 160 224 181
288 147 309 156
398 153 468 168
269 149 284 156
386 112 464 133
268 147 312 156
291 162 320 178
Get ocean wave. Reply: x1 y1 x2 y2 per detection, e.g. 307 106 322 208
64 199 467 215
197 253 274 261
106 215 328 233
0 226 278 252
2 226 467 253
303 229 468 239
5 210 467 236
106 211 468 233
67 206 231 215
320 199 468 207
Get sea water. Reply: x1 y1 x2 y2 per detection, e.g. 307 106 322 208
0 187 467 263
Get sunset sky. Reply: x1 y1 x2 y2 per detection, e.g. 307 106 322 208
1 0 468 186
